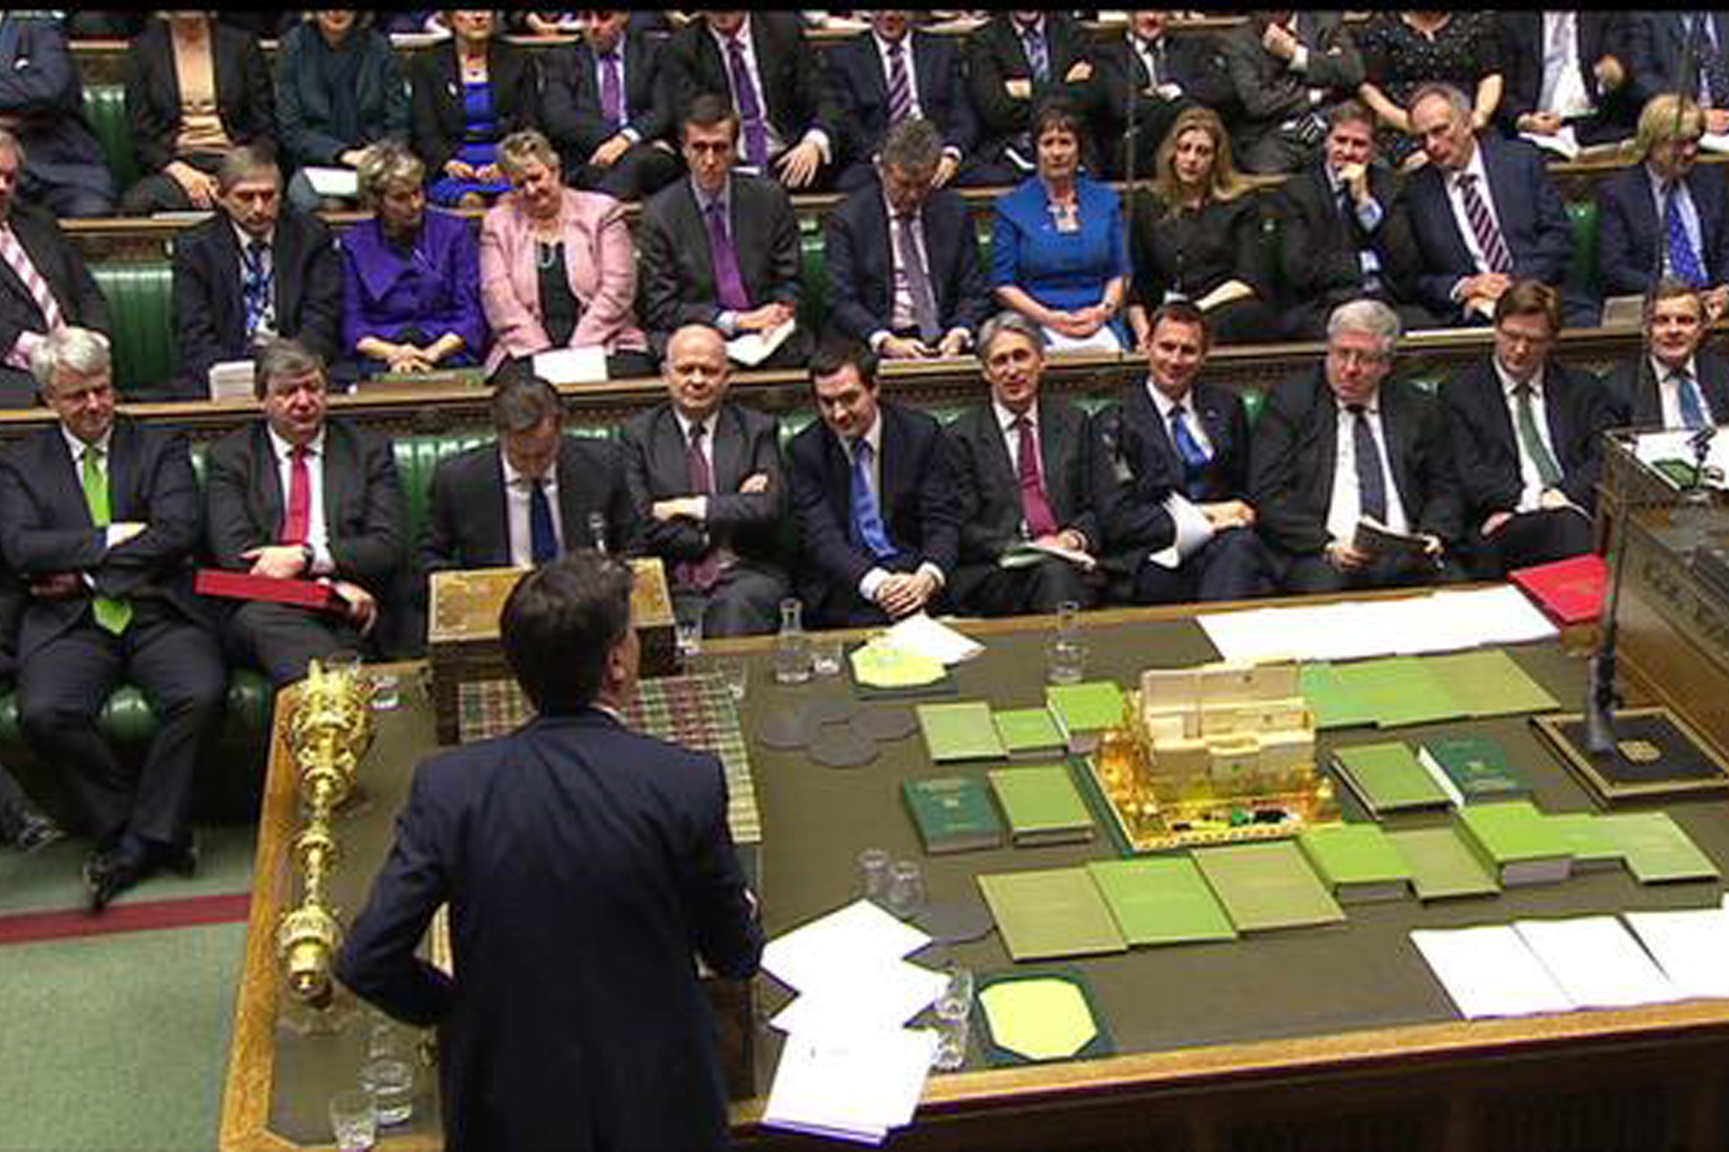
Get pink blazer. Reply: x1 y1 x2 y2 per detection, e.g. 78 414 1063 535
479 187 648 375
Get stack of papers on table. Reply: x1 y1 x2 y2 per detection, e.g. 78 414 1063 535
884 612 985 665
761 900 945 1144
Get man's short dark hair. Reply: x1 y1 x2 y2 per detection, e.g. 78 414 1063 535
1494 279 1563 334
1325 99 1376 136
682 92 741 142
809 336 878 389
501 551 634 713
1147 301 1212 353
491 374 565 435
254 337 326 399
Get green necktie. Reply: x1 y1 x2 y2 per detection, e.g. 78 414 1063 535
81 446 132 635
1512 383 1562 489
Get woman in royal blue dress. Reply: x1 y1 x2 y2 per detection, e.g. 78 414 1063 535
409 9 539 209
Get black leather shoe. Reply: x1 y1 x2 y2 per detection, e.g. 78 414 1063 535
16 811 66 855
160 839 199 878
83 849 146 913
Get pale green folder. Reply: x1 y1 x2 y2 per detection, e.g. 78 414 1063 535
917 701 1007 761
1599 811 1722 883
1424 650 1560 718
1191 841 1346 933
1300 662 1379 730
1332 656 1468 728
1386 826 1501 900
1085 857 1238 946
977 867 1129 961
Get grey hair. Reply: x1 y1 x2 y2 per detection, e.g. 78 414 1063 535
497 129 562 182
879 118 943 175
216 143 280 194
977 311 1046 360
253 337 327 399
31 326 112 390
1409 82 1472 123
1327 298 1402 352
355 139 426 209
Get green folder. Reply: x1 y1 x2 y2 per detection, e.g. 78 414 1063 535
1599 811 1722 884
1296 823 1414 902
1543 812 1625 872
1332 741 1453 816
994 707 1068 757
916 701 1007 762
1423 650 1560 719
1300 661 1379 730
988 764 1095 846
1085 857 1239 946
977 867 1129 961
1386 826 1502 901
901 775 1005 854
1191 841 1346 933
1417 734 1532 804
1332 656 1468 728
1045 681 1127 746
1456 800 1573 885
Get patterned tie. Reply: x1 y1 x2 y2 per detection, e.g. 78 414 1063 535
1513 383 1563 488
1022 25 1050 84
725 35 770 172
1168 403 1210 501
599 52 624 128
242 239 271 340
0 223 61 369
886 41 914 124
1665 185 1709 287
1696 14 1729 108
676 424 727 592
280 445 312 545
1349 405 1389 523
1014 416 1059 539
81 446 131 635
1672 367 1710 430
1457 173 1512 275
529 480 558 565
849 439 895 559
895 213 941 343
703 199 752 313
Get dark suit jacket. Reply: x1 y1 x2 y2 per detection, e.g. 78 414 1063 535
1220 13 1363 147
665 13 839 154
1628 11 1729 111
826 30 978 167
636 175 803 344
419 436 639 575
273 22 410 169
540 31 676 168
1601 348 1729 428
1405 136 1575 317
204 418 406 594
0 201 110 359
1496 12 1634 140
1595 162 1729 297
1276 157 1423 313
0 418 207 659
618 401 784 573
409 38 539 177
335 709 763 1152
1090 380 1253 573
1439 355 1615 521
946 396 1097 601
1248 367 1462 557
0 14 112 206
170 207 345 400
124 19 277 175
1086 29 1233 164
823 185 990 345
786 399 960 619
965 13 1096 167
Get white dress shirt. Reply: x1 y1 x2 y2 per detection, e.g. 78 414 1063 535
1145 382 1216 566
501 448 564 569
1538 12 1594 120
1493 358 1565 512
1325 395 1410 546
266 426 334 574
1650 352 1708 429
707 17 831 169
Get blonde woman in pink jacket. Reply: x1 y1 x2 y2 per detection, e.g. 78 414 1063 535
480 129 654 381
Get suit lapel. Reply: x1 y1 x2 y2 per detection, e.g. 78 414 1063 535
868 197 894 317
711 407 742 494
554 439 592 545
1037 401 1072 516
320 424 349 534
253 424 285 540
1380 387 1417 511
43 429 93 529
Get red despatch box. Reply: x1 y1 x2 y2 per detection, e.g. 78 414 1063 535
194 569 341 611
1509 553 1607 626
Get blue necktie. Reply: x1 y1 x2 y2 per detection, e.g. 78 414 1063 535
849 439 895 559
242 240 271 339
1022 25 1050 84
1673 367 1710 430
1169 404 1210 501
529 480 558 565
1666 187 1708 287
1349 405 1389 523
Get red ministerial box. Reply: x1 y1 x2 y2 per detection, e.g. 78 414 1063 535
194 568 341 611
1509 553 1607 626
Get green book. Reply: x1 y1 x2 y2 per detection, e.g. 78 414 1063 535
1084 857 1239 946
1300 661 1379 730
1386 826 1502 901
1456 800 1573 885
1332 741 1453 816
1599 811 1721 884
977 867 1129 961
901 775 1005 854
1191 840 1346 933
1045 681 1127 752
993 707 1068 758
1332 656 1468 729
1423 650 1560 719
1296 823 1414 903
988 764 1095 846
1543 812 1624 872
1417 734 1532 804
916 701 1007 762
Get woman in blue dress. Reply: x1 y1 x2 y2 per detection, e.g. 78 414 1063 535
409 9 539 209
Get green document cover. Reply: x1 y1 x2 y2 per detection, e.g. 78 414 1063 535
988 764 1095 845
1045 682 1127 739
977 867 1129 961
1300 661 1379 730
1296 823 1414 902
1423 650 1560 719
1085 857 1239 946
1456 800 1573 884
1599 811 1722 884
975 966 1116 1066
1386 826 1502 901
901 775 1005 854
1332 656 1468 728
1191 840 1346 933
1332 741 1453 815
1418 734 1532 803
994 707 1068 757
1543 812 1624 872
916 701 1007 762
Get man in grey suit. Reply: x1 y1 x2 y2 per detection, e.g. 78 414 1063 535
619 324 787 637
1219 10 1363 175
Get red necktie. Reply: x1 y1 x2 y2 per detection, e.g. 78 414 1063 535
1015 417 1059 539
281 446 312 545
676 425 728 593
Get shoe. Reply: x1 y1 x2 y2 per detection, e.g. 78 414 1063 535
15 811 66 855
82 846 148 914
159 838 199 878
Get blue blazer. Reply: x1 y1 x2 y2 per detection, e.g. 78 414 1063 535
1628 12 1729 110
1405 136 1574 316
1595 162 1729 297
991 175 1128 319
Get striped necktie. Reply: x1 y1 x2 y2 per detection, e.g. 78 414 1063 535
1456 173 1512 275
886 41 913 124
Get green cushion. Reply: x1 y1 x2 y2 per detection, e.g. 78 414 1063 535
90 261 175 399
0 670 272 748
799 230 828 339
1566 201 1599 299
83 83 139 194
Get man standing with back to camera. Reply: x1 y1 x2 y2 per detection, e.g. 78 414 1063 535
337 550 763 1152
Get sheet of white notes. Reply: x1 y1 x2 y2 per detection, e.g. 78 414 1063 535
883 612 985 666
1513 917 1681 1009
761 899 932 994
1411 925 1575 1019
762 1028 939 1145
768 960 948 1035
1623 907 1729 1000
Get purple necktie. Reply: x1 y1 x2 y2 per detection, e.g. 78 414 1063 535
886 42 913 124
895 213 940 342
1015 417 1059 539
676 424 728 592
599 52 624 127
726 36 771 171
705 199 752 312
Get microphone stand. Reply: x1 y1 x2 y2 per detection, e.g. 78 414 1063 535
1122 26 1141 361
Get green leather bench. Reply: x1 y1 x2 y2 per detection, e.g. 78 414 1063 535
83 83 138 197
90 261 175 399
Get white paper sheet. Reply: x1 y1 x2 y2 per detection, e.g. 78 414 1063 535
761 899 932 995
727 318 797 367
301 166 359 198
769 960 948 1035
1411 924 1575 1019
1623 907 1729 1000
883 612 985 666
762 1027 938 1144
1513 916 1682 1009
532 346 609 385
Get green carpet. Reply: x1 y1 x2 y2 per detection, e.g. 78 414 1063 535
0 824 258 918
0 921 245 1152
